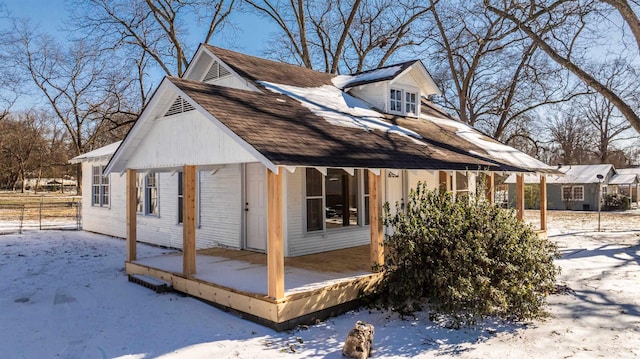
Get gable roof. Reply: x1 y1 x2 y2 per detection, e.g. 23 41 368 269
202 44 335 88
168 77 498 170
106 46 558 175
332 60 417 89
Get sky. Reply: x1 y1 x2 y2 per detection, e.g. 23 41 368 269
5 0 274 59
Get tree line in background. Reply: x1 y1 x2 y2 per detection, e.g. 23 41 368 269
0 0 639 192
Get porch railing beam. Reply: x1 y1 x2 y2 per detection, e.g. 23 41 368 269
126 168 137 262
183 165 197 276
369 171 383 270
267 168 285 300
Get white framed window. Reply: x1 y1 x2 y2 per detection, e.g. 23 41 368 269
363 170 370 226
145 172 159 216
405 91 417 116
91 166 109 207
390 88 419 116
561 185 584 201
178 172 184 224
305 168 364 232
390 88 402 113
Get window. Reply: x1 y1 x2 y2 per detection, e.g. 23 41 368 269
145 172 159 215
390 88 419 116
390 89 402 112
561 185 584 201
405 91 417 116
91 166 109 207
178 172 183 224
136 174 144 213
305 168 363 232
306 168 324 231
363 170 370 225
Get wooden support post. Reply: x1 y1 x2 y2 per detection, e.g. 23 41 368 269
369 171 384 270
540 175 547 231
516 174 525 221
126 168 137 262
267 167 284 300
438 171 449 193
183 165 197 276
485 172 495 205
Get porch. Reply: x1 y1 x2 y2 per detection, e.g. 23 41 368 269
126 245 382 331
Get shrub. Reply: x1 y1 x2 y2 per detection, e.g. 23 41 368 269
603 194 631 211
375 182 560 326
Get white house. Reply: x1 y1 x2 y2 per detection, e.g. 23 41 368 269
71 45 557 329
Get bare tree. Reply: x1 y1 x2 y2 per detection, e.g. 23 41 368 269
427 0 585 145
10 21 136 194
0 111 48 192
579 59 637 163
484 0 640 134
545 108 593 165
246 0 433 73
74 0 235 79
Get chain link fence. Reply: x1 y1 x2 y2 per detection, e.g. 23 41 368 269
0 196 81 234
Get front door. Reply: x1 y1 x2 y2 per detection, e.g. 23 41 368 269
245 163 267 251
386 170 405 215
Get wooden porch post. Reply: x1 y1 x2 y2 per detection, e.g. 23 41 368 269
516 174 524 221
183 165 197 276
438 171 449 193
369 170 384 270
126 169 137 262
485 172 495 205
540 175 547 231
267 167 284 300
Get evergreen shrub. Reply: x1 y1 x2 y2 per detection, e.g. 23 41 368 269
375 182 560 326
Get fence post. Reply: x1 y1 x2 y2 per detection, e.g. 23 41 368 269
19 204 25 234
39 195 43 230
76 199 81 230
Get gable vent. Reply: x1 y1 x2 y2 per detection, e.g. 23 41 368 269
165 96 195 117
204 60 231 82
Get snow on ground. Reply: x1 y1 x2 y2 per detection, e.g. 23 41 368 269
1 210 639 358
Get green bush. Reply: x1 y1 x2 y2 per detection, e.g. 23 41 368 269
375 183 560 326
603 193 631 211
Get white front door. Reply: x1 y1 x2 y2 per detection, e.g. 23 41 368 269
245 163 267 251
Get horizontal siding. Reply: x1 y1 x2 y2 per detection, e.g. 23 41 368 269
81 162 242 251
407 170 436 191
350 84 387 112
287 168 374 257
126 111 257 170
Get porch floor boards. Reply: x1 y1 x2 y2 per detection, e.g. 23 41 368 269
196 244 373 273
133 245 373 297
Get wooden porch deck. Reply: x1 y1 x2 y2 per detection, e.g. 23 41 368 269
126 244 382 331
197 245 373 273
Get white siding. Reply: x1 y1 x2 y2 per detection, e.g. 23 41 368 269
407 170 437 191
349 83 388 111
206 76 254 91
81 161 243 251
286 168 370 257
126 111 257 170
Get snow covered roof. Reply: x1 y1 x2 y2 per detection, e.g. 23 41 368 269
609 173 639 185
69 141 122 164
107 46 558 174
505 164 614 184
332 61 415 89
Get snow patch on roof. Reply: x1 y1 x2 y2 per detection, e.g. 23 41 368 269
505 164 615 184
421 114 554 171
259 81 425 144
331 65 403 89
69 141 122 163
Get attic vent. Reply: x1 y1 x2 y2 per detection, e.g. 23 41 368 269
204 60 231 81
165 96 195 117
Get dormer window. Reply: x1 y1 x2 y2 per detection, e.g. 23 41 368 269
389 88 419 116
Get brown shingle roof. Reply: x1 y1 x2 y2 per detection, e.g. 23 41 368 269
203 45 335 88
170 77 500 171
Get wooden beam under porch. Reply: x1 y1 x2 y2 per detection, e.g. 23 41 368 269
126 245 381 331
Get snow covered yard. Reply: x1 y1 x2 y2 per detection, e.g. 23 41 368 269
1 210 639 358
